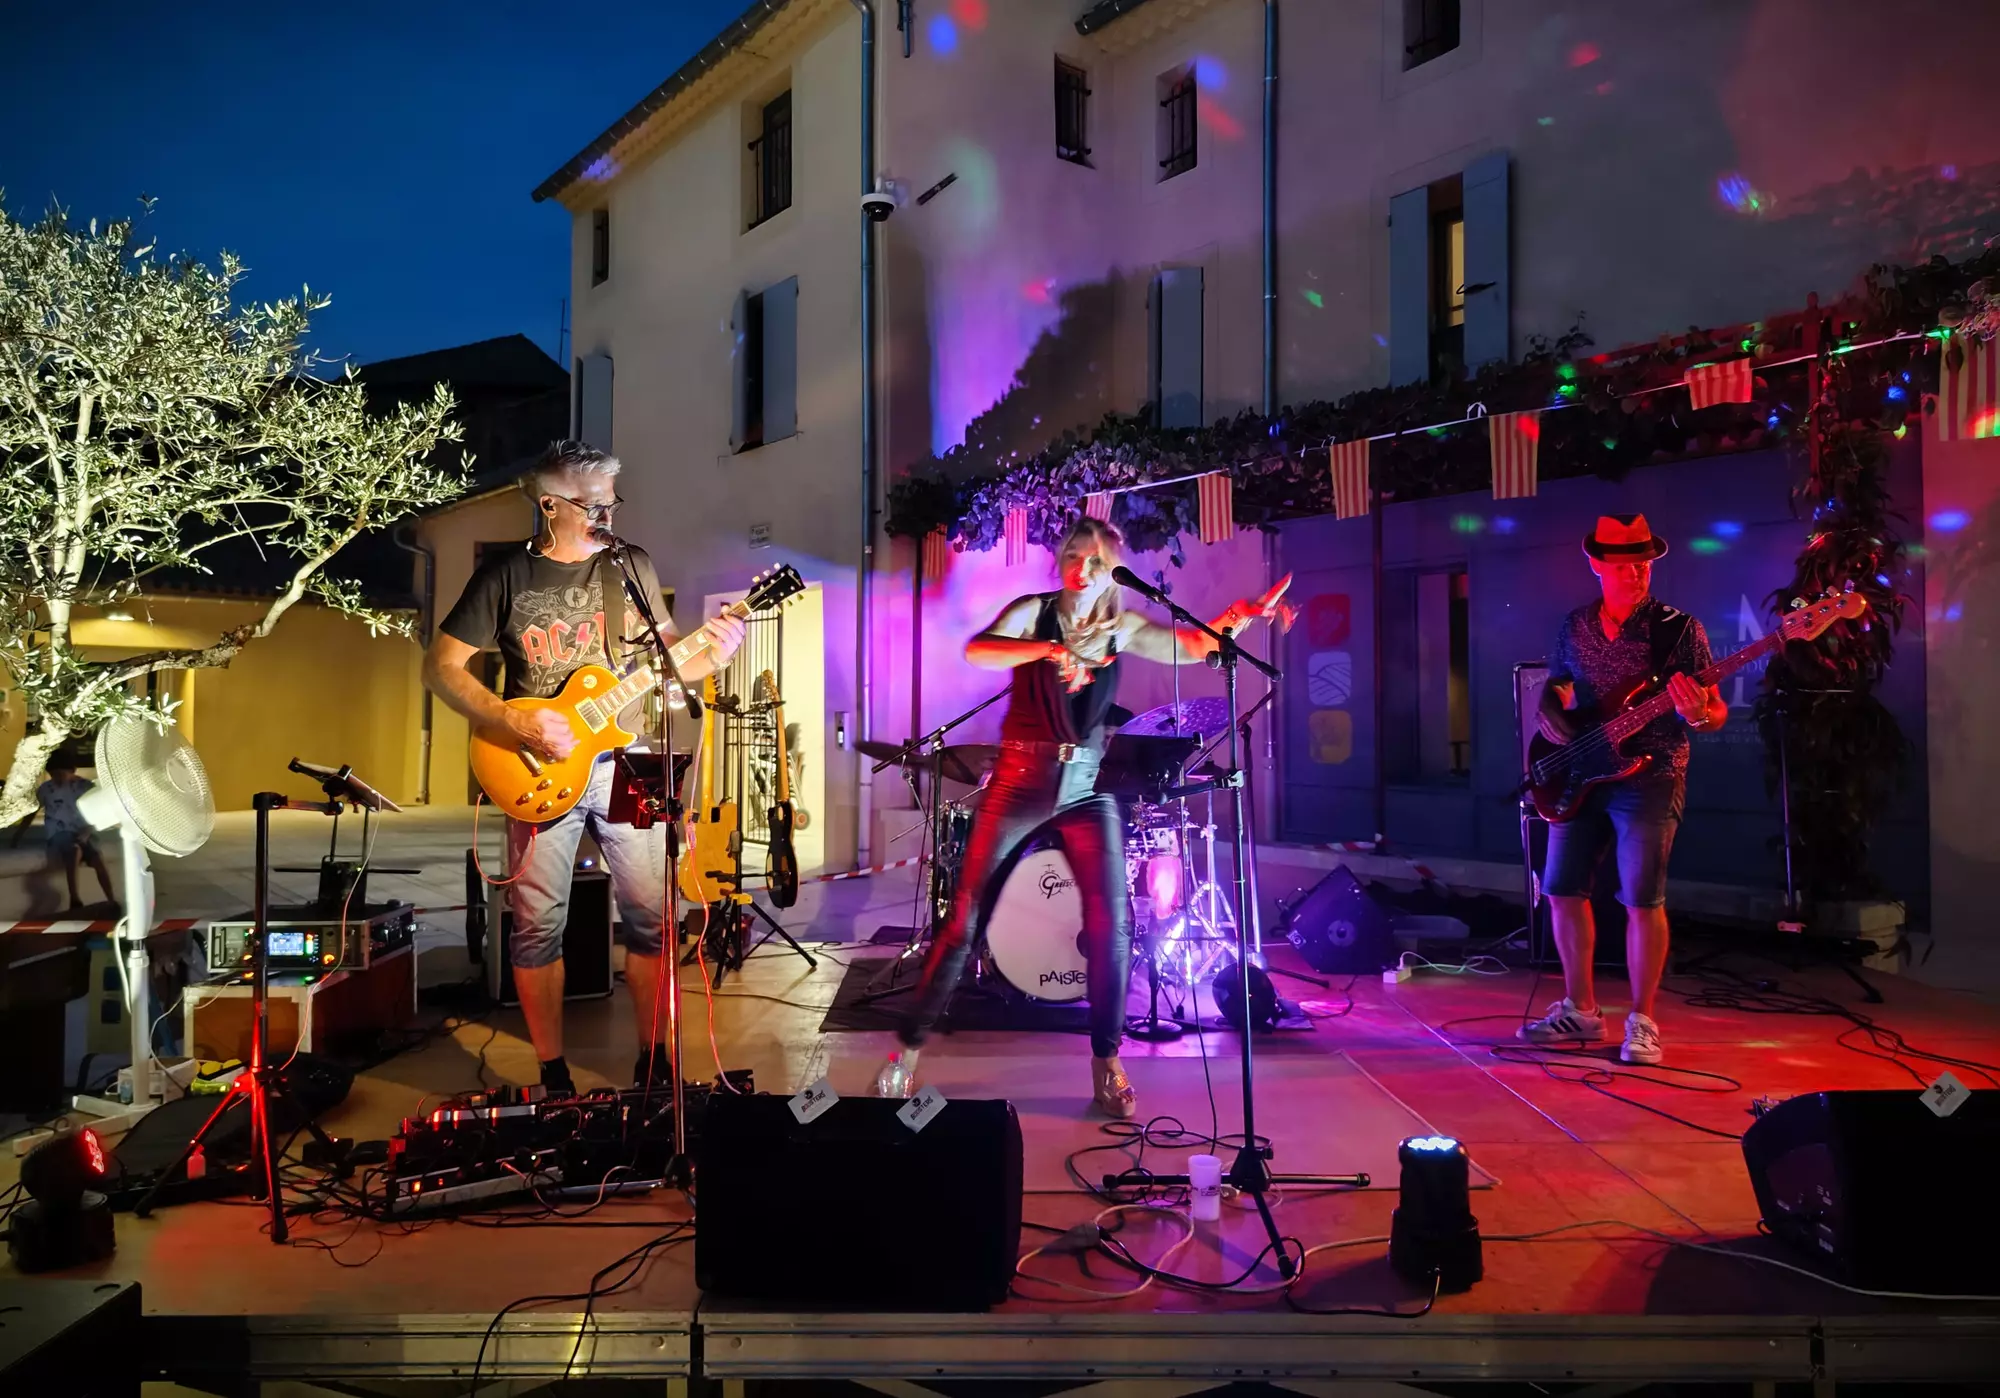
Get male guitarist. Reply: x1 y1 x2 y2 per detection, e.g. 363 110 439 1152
424 441 746 1096
1522 514 1724 1066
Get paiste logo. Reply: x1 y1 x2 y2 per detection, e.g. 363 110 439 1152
1039 968 1087 988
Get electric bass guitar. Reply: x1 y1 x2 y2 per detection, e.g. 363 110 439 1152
1521 588 1866 823
470 564 805 822
758 670 800 908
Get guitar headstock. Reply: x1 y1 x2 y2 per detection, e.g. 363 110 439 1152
744 564 806 615
756 668 782 707
1779 586 1870 644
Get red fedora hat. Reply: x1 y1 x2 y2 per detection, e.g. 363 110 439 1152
1582 513 1669 561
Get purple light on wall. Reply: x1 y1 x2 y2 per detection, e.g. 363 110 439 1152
1716 173 1766 214
1711 520 1743 538
1194 55 1228 89
928 14 958 54
1930 509 1971 533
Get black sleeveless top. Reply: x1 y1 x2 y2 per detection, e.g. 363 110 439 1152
999 593 1122 749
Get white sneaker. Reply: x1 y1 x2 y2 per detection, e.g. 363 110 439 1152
1517 997 1607 1045
873 1048 919 1098
1621 1012 1663 1065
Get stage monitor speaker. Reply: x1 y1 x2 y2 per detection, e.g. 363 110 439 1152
490 868 614 1006
1285 866 1396 974
1741 1089 2000 1292
1514 661 1550 781
696 1093 1023 1310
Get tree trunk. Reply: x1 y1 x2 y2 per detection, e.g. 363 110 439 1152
0 727 68 829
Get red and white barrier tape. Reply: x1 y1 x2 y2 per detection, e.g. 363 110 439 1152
0 916 206 937
811 855 922 883
1321 841 1447 892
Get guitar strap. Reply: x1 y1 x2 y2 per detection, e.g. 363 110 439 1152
596 550 627 673
1651 606 1695 677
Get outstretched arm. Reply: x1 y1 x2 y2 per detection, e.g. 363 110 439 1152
1115 574 1295 663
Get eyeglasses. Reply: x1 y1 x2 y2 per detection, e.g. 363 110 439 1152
549 493 623 520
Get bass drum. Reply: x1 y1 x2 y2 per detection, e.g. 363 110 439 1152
985 845 1091 1002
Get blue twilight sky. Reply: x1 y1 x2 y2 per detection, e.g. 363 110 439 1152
0 1 749 368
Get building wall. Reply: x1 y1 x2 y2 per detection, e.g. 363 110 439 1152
565 0 866 869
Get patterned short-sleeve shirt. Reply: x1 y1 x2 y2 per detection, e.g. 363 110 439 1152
1548 596 1713 777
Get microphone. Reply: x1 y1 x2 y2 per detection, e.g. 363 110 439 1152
589 526 625 554
1110 565 1168 604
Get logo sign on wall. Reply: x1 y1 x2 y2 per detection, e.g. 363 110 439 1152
1306 593 1352 646
1308 709 1353 764
1307 651 1354 706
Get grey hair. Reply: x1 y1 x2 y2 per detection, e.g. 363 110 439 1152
521 439 622 501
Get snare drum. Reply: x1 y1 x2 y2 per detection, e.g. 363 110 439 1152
985 846 1091 1002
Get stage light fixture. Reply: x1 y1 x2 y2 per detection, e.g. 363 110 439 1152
7 1128 117 1273
1389 1134 1482 1293
1212 955 1280 1031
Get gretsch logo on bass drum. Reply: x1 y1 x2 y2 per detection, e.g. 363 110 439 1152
1039 869 1075 900
1039 969 1087 988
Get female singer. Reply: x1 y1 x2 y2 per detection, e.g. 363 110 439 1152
876 516 1292 1116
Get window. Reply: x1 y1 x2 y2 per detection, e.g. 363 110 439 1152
1149 267 1203 429
1428 176 1465 382
733 277 798 451
591 209 609 286
1055 59 1092 165
749 90 793 227
1382 567 1471 781
1157 65 1196 181
575 353 613 451
1404 0 1461 69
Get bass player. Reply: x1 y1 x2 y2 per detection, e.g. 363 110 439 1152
1523 514 1724 1066
424 441 746 1096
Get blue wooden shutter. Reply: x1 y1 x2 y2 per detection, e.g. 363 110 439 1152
1157 267 1203 429
1462 151 1511 369
579 352 614 451
762 276 799 442
1388 185 1430 386
729 289 750 450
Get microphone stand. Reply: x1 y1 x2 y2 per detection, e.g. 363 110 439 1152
606 536 701 1186
1104 570 1367 1277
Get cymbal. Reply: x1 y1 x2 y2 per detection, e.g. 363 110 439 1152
858 739 999 785
1117 698 1235 739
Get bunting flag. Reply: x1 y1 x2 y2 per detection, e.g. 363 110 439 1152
1083 492 1114 521
1685 357 1757 410
1003 507 1029 566
1196 471 1234 544
1489 410 1542 500
1932 334 2000 442
1328 439 1370 520
921 528 949 587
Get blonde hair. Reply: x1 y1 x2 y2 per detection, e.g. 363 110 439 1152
1057 517 1125 631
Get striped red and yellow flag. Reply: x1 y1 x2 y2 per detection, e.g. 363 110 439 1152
1489 410 1541 500
1328 439 1370 520
1083 492 1113 521
921 528 949 587
1003 507 1029 566
1685 357 1756 410
1932 334 2000 442
1196 472 1234 544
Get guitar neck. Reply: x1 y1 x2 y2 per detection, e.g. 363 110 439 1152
1596 627 1785 742
665 597 754 671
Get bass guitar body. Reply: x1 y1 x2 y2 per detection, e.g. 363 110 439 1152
469 665 635 822
1524 675 1657 824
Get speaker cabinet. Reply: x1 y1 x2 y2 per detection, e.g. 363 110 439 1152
1742 1089 2000 1292
696 1093 1023 1310
1285 866 1396 974
490 869 614 1005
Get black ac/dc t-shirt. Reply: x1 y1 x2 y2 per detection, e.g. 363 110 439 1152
440 542 676 702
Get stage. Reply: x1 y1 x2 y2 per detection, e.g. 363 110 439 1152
13 927 2000 1388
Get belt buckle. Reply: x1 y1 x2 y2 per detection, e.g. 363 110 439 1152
1056 743 1077 764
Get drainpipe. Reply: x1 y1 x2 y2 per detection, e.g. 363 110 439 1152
1261 0 1277 416
850 0 878 869
392 520 436 805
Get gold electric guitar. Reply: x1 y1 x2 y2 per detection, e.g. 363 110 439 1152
470 565 805 822
679 674 737 906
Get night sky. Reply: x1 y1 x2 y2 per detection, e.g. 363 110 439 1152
0 1 748 368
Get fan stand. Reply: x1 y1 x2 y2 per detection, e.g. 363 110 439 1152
132 789 350 1241
67 824 160 1134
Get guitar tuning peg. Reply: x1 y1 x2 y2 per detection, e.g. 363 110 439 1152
1790 597 1806 609
1843 579 1856 592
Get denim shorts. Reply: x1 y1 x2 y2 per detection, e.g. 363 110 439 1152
1542 774 1684 909
504 758 667 970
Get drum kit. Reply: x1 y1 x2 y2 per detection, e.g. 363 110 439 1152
858 697 1249 1030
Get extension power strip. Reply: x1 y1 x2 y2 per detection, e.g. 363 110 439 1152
387 1166 563 1216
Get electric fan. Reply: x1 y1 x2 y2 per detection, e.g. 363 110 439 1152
70 713 215 1128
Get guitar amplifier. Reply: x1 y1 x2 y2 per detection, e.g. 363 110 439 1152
489 869 614 1005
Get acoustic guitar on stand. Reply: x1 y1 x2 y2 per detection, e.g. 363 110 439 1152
1521 587 1867 824
470 565 805 822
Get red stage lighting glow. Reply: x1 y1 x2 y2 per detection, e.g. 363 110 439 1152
1569 41 1600 67
952 0 987 31
1198 95 1243 142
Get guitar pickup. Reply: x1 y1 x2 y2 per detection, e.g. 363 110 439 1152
519 748 544 776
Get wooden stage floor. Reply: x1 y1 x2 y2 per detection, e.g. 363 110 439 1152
15 933 2000 1386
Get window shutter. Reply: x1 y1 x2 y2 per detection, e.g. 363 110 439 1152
1388 185 1431 386
579 352 614 452
730 289 750 450
1157 267 1203 429
761 276 799 443
1462 151 1511 369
